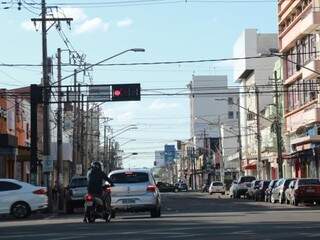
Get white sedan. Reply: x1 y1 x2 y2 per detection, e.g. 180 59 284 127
0 179 48 218
209 181 226 195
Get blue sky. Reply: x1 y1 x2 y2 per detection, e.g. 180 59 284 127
0 0 277 168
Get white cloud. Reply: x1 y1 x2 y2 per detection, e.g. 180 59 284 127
148 99 179 111
117 18 133 28
75 17 109 34
58 7 87 23
21 20 38 31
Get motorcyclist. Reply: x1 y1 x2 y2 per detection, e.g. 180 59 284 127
86 161 114 213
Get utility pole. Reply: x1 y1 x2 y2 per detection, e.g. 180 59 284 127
72 70 77 176
84 101 89 172
77 84 81 172
218 118 224 183
104 125 107 172
41 0 51 212
80 94 85 175
274 71 283 178
31 0 73 213
56 48 63 210
237 98 243 177
255 86 262 179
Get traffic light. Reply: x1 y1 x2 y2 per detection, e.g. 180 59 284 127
111 84 141 101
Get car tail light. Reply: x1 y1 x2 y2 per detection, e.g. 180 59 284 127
85 194 93 202
147 185 157 192
33 188 47 195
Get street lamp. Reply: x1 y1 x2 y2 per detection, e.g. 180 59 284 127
52 48 146 85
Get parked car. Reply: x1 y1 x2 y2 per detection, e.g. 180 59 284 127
290 178 320 206
65 176 88 213
264 179 278 202
0 179 47 218
229 181 238 198
285 179 296 204
271 178 295 204
233 176 256 199
175 182 188 192
254 180 270 201
246 180 261 200
156 182 176 192
109 169 161 218
208 181 225 195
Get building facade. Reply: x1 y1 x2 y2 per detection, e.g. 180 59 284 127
278 0 320 178
189 75 239 187
233 29 278 178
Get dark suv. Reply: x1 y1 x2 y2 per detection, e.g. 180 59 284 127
65 176 88 213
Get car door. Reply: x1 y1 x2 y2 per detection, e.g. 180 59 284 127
0 181 22 214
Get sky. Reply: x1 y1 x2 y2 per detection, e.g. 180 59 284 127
0 0 277 168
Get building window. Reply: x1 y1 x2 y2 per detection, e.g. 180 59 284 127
228 97 233 105
228 111 234 119
236 111 240 119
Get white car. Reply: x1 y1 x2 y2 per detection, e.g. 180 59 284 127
0 179 48 218
109 169 161 218
209 181 225 195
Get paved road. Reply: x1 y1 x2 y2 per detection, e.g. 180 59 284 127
1 192 320 240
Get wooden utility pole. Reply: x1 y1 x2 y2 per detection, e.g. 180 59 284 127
274 71 283 178
56 48 63 210
72 70 77 176
255 86 262 179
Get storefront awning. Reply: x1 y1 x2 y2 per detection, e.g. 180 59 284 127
244 163 256 170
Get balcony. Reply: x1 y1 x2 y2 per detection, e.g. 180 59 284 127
280 7 320 52
291 135 320 146
285 105 320 133
284 59 320 85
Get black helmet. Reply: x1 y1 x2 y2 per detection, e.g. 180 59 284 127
91 161 102 171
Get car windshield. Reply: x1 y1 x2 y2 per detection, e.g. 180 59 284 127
263 181 270 187
299 179 320 186
211 182 223 186
284 179 295 187
239 176 255 183
110 172 149 184
70 178 87 188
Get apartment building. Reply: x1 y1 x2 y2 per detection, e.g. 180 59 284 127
278 0 320 178
189 75 239 186
233 29 278 178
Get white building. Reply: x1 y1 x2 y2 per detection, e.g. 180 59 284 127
189 75 239 183
233 29 277 176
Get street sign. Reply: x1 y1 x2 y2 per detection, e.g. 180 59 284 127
164 145 176 163
42 155 53 172
88 85 111 102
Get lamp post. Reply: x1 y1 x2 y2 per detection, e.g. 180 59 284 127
107 126 138 171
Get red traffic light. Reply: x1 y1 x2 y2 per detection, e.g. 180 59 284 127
114 89 122 97
111 84 140 101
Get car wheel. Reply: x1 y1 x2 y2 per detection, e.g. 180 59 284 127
174 188 179 193
271 195 275 204
293 198 299 206
11 202 31 219
222 192 225 195
209 192 213 195
151 206 161 218
279 194 284 204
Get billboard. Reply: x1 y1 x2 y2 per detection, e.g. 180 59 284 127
164 145 176 163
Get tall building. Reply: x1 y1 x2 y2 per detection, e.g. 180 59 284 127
189 75 239 186
278 0 320 178
233 29 278 177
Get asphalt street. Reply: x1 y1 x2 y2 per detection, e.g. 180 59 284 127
1 192 320 240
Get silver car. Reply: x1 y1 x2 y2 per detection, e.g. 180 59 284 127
109 169 161 218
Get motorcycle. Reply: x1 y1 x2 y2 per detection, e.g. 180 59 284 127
83 184 112 223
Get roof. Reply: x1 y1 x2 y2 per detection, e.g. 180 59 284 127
109 168 151 175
